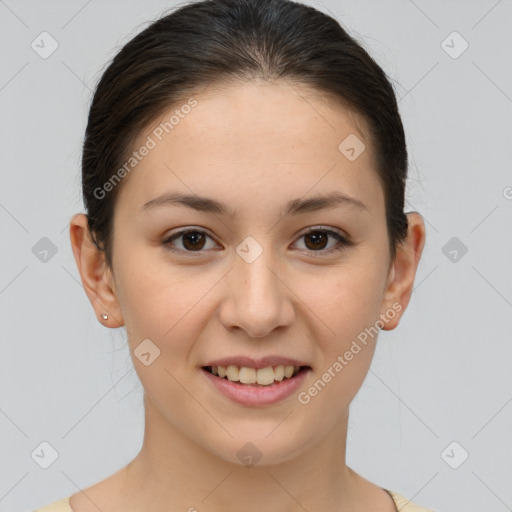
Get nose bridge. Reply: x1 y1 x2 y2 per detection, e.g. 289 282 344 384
239 247 279 304
220 236 294 337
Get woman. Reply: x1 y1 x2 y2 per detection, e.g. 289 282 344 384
35 0 431 510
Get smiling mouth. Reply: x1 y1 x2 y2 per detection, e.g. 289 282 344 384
202 365 310 386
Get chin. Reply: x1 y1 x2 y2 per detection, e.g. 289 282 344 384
199 424 316 468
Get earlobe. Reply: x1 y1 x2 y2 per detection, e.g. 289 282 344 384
380 212 426 331
69 213 124 327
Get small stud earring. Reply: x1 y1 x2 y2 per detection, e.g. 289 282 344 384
101 313 109 320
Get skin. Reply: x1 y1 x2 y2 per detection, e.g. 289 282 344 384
69 80 425 512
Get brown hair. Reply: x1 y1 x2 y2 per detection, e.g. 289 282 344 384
81 0 409 268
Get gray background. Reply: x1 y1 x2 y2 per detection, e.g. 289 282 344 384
1 1 511 511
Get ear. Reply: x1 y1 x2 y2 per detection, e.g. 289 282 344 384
380 212 426 330
69 213 124 327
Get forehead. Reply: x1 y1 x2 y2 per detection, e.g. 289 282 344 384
148 79 370 155
118 80 383 216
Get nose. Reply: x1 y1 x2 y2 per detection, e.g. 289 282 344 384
218 245 295 338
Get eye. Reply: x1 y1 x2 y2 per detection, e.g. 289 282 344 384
163 228 219 254
293 227 353 256
162 226 353 256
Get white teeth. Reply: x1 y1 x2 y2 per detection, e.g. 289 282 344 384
284 365 294 378
256 367 275 385
209 364 302 385
274 365 284 381
226 365 239 381
239 367 256 384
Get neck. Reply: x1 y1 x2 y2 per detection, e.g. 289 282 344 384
119 393 359 512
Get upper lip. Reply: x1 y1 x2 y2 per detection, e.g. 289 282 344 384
203 356 311 370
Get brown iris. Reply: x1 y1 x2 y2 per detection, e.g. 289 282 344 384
303 231 328 251
181 231 207 251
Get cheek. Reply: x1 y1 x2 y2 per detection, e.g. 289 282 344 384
297 272 383 419
308 257 387 386
115 257 212 405
312 261 387 339
115 250 217 356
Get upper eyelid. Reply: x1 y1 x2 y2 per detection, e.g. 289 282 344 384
164 226 349 248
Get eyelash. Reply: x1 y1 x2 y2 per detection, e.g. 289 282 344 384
162 226 353 257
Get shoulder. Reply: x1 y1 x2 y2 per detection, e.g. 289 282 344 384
32 497 73 512
387 490 435 512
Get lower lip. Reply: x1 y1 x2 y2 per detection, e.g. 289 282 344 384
201 367 310 406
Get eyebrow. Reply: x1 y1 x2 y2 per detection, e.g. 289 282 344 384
141 191 368 217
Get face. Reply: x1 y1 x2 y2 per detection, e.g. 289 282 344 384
77 80 419 466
